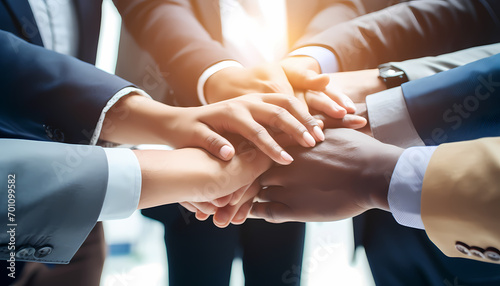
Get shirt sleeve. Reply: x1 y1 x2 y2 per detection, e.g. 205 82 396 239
196 60 244 106
288 46 339 74
90 87 152 145
388 146 437 230
98 148 142 221
366 87 425 148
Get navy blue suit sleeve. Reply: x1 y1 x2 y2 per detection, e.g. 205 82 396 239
402 53 500 145
0 30 133 144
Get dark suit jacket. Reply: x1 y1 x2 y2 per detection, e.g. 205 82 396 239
402 53 500 145
0 0 132 144
357 53 500 285
0 0 132 264
297 0 500 71
114 0 377 106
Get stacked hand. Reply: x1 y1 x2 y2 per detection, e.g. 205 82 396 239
175 68 397 225
205 59 360 119
252 129 403 223
134 139 272 210
101 92 327 164
188 129 403 227
103 59 384 218
170 59 387 226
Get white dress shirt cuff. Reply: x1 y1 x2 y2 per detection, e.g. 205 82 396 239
388 146 437 230
288 46 339 74
98 148 142 221
197 60 244 106
90 87 152 145
366 87 425 148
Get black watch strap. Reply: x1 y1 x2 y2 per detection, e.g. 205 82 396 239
378 64 409 89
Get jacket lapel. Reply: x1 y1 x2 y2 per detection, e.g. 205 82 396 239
2 0 43 46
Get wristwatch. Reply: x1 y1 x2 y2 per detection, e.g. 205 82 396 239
378 64 409 89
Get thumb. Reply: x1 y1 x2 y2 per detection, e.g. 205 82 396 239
250 201 293 223
290 69 330 91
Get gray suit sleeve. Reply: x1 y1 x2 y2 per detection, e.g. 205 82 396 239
390 43 500 81
0 139 108 264
296 0 500 71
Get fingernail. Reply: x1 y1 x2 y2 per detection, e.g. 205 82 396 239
313 126 325 141
233 211 246 223
215 211 229 226
345 115 368 128
219 145 233 160
211 200 223 208
303 131 316 147
330 104 340 111
280 150 294 163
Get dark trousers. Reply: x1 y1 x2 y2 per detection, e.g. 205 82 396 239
143 204 305 286
354 210 500 286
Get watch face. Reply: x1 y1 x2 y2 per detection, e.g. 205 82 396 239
380 67 404 78
378 65 408 89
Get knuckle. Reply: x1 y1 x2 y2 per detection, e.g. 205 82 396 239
272 106 288 119
294 124 307 135
303 115 317 127
221 101 240 116
204 134 221 150
285 95 299 107
250 125 268 141
262 81 280 93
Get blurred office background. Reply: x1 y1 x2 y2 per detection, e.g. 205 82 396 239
96 1 374 285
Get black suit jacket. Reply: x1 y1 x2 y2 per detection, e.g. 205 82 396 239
0 0 102 64
0 0 130 265
0 0 132 144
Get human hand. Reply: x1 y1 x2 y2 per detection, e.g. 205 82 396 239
101 93 325 165
180 180 261 227
204 63 295 104
134 140 272 210
205 62 349 119
250 128 403 223
317 102 371 136
180 118 371 227
280 56 329 92
322 69 386 104
167 93 329 165
281 56 355 116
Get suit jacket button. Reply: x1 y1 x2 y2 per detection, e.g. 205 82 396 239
455 242 471 255
470 247 486 259
44 125 65 142
34 246 53 258
44 125 54 140
52 128 65 142
485 247 500 262
16 247 36 259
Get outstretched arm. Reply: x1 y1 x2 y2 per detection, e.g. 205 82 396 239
0 137 272 264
